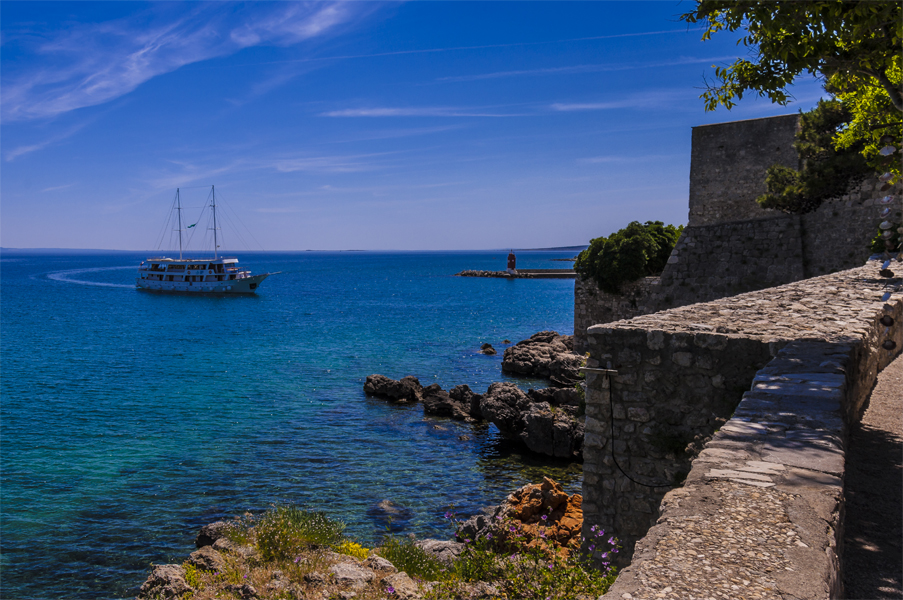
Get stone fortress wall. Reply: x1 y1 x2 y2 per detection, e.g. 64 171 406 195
582 262 902 599
575 112 903 598
574 114 896 353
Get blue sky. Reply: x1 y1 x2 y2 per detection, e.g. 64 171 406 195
1 1 826 251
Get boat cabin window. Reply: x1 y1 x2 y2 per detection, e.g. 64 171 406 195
167 265 185 271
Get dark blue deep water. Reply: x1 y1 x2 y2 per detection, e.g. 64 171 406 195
1 250 581 599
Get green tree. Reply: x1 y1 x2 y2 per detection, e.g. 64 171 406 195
758 99 873 212
575 221 683 294
681 1 902 179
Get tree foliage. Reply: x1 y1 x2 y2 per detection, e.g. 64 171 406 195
575 221 683 294
757 99 873 212
681 1 902 179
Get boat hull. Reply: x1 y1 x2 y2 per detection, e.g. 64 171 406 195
136 273 270 294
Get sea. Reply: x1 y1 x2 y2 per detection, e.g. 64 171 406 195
0 250 582 599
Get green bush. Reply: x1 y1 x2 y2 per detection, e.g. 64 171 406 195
757 99 873 213
255 506 346 561
377 536 447 581
870 222 901 254
575 221 683 294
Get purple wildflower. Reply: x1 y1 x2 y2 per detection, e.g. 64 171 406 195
386 584 395 594
541 514 547 521
590 525 597 532
486 533 492 539
609 536 616 545
588 544 595 551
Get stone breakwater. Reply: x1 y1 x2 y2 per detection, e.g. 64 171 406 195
456 269 576 279
577 260 902 599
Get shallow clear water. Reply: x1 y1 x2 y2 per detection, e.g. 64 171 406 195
1 250 580 599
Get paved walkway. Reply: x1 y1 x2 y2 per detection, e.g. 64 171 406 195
843 353 903 599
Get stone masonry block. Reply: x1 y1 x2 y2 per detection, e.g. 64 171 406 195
627 407 651 422
672 352 693 367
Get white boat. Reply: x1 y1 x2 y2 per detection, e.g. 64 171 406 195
136 186 271 294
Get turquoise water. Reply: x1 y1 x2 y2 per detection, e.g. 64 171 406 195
1 251 581 599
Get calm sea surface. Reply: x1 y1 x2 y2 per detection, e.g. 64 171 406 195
1 250 581 599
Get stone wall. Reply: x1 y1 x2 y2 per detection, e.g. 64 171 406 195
574 178 901 352
574 111 901 351
660 215 806 304
688 114 800 227
581 261 902 577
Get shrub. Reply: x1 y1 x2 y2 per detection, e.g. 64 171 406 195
377 536 447 581
757 99 873 213
333 540 370 560
575 221 683 294
431 515 619 599
255 506 345 561
870 222 901 254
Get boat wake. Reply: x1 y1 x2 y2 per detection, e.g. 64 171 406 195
44 266 135 289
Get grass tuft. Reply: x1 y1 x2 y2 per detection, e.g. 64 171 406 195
255 505 346 561
377 536 447 581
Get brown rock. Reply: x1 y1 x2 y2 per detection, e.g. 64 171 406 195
136 564 193 599
195 520 231 548
364 375 423 403
458 477 583 554
501 331 584 385
188 545 227 572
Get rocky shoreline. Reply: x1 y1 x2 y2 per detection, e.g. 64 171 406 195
364 332 586 460
134 332 604 599
136 479 592 600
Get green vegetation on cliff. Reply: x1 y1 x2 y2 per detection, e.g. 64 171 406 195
575 221 683 294
757 99 874 213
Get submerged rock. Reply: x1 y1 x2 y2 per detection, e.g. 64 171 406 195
479 343 497 355
367 500 414 531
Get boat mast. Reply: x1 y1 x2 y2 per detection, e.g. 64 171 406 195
176 188 183 260
211 185 218 259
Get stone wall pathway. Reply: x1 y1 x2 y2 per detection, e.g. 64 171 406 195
843 353 903 599
602 341 862 600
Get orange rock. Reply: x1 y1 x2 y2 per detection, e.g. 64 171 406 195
498 477 583 554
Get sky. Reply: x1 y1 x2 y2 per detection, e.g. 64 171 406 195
0 1 827 251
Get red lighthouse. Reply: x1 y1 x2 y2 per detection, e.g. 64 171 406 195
506 250 517 274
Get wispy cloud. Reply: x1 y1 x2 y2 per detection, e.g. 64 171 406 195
1 3 360 122
321 106 527 118
551 89 693 112
577 154 682 165
40 183 77 193
5 121 89 161
436 55 738 83
270 153 390 173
